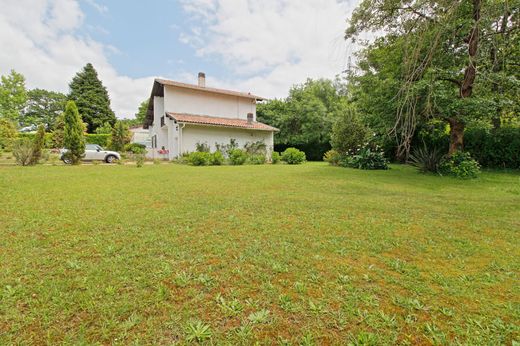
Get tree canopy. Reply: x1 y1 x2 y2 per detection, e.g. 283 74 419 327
21 89 66 128
0 70 27 122
257 78 349 160
68 63 116 133
346 0 520 159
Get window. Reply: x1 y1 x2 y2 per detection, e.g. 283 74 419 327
151 135 157 149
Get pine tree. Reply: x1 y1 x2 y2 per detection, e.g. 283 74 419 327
109 120 131 152
63 101 85 164
68 63 116 133
30 124 46 164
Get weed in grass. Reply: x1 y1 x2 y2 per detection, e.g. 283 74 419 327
185 321 212 343
247 309 270 324
215 294 243 316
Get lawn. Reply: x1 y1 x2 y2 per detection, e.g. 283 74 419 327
0 162 519 345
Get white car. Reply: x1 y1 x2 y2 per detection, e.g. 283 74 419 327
60 144 121 164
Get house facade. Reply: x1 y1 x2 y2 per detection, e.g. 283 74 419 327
143 73 277 160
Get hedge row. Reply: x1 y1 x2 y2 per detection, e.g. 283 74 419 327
17 133 110 149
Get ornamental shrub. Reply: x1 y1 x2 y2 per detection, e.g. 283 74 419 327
248 154 266 165
439 151 480 179
62 101 85 165
109 121 131 152
331 106 369 154
125 142 146 154
187 151 211 166
12 138 34 166
271 151 280 164
229 149 248 165
347 144 389 170
323 149 341 166
85 134 110 147
409 145 444 173
0 118 18 151
210 151 224 165
281 148 306 164
30 124 46 164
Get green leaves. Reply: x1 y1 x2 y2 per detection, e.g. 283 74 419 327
63 100 85 164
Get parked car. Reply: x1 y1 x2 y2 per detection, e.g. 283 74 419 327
60 144 121 164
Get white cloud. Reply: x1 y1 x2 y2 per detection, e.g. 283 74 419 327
84 0 109 15
178 0 360 98
0 0 151 118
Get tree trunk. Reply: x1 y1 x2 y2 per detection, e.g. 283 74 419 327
448 118 465 154
450 0 480 154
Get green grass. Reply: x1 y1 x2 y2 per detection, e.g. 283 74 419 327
1 162 519 345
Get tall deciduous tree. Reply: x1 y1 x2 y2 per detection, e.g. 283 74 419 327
63 101 85 164
0 70 27 122
68 63 116 133
346 0 519 159
21 89 66 128
135 100 148 124
257 78 349 160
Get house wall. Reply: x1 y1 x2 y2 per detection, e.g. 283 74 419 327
164 85 256 120
180 124 274 156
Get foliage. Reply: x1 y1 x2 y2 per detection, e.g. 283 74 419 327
281 148 306 165
229 149 248 165
12 138 34 166
135 154 145 167
135 100 148 125
1 163 519 344
346 144 389 170
0 70 27 122
68 63 116 133
30 125 46 164
195 142 210 153
323 149 341 166
248 154 266 165
271 151 280 164
257 78 349 160
85 134 110 147
210 151 224 165
62 101 85 164
124 142 146 154
109 121 131 152
409 145 444 173
464 127 520 169
244 141 266 155
187 151 211 166
20 89 66 128
95 121 113 134
331 106 368 154
346 0 520 159
439 152 481 179
0 118 18 150
185 321 212 343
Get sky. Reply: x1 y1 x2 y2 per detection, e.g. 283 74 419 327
0 0 361 118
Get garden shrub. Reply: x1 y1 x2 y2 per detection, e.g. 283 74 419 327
125 142 146 154
409 145 444 173
0 119 18 151
281 148 306 165
271 151 280 164
244 141 266 155
12 139 34 166
85 134 109 147
229 149 248 165
248 154 266 165
331 106 368 155
464 127 520 169
439 151 480 179
210 151 224 165
187 151 211 166
347 144 389 170
195 142 210 152
323 149 341 166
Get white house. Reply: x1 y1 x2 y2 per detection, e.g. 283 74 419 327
143 73 277 160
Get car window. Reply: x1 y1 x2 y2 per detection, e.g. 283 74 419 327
96 145 104 151
86 144 96 150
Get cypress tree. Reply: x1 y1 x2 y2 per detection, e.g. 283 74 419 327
109 120 131 152
68 63 116 133
63 101 85 164
30 124 46 164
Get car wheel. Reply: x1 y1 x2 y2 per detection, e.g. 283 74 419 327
62 157 72 164
105 155 117 163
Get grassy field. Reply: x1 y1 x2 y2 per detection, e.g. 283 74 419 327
1 162 519 345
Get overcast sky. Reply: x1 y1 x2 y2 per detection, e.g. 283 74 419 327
0 0 360 118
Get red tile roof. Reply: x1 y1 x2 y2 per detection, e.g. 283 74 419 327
166 112 278 131
155 78 265 101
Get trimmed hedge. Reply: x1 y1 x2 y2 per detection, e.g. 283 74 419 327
85 134 110 147
464 127 520 169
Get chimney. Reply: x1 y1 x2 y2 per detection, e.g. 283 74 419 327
198 72 206 87
247 113 254 124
